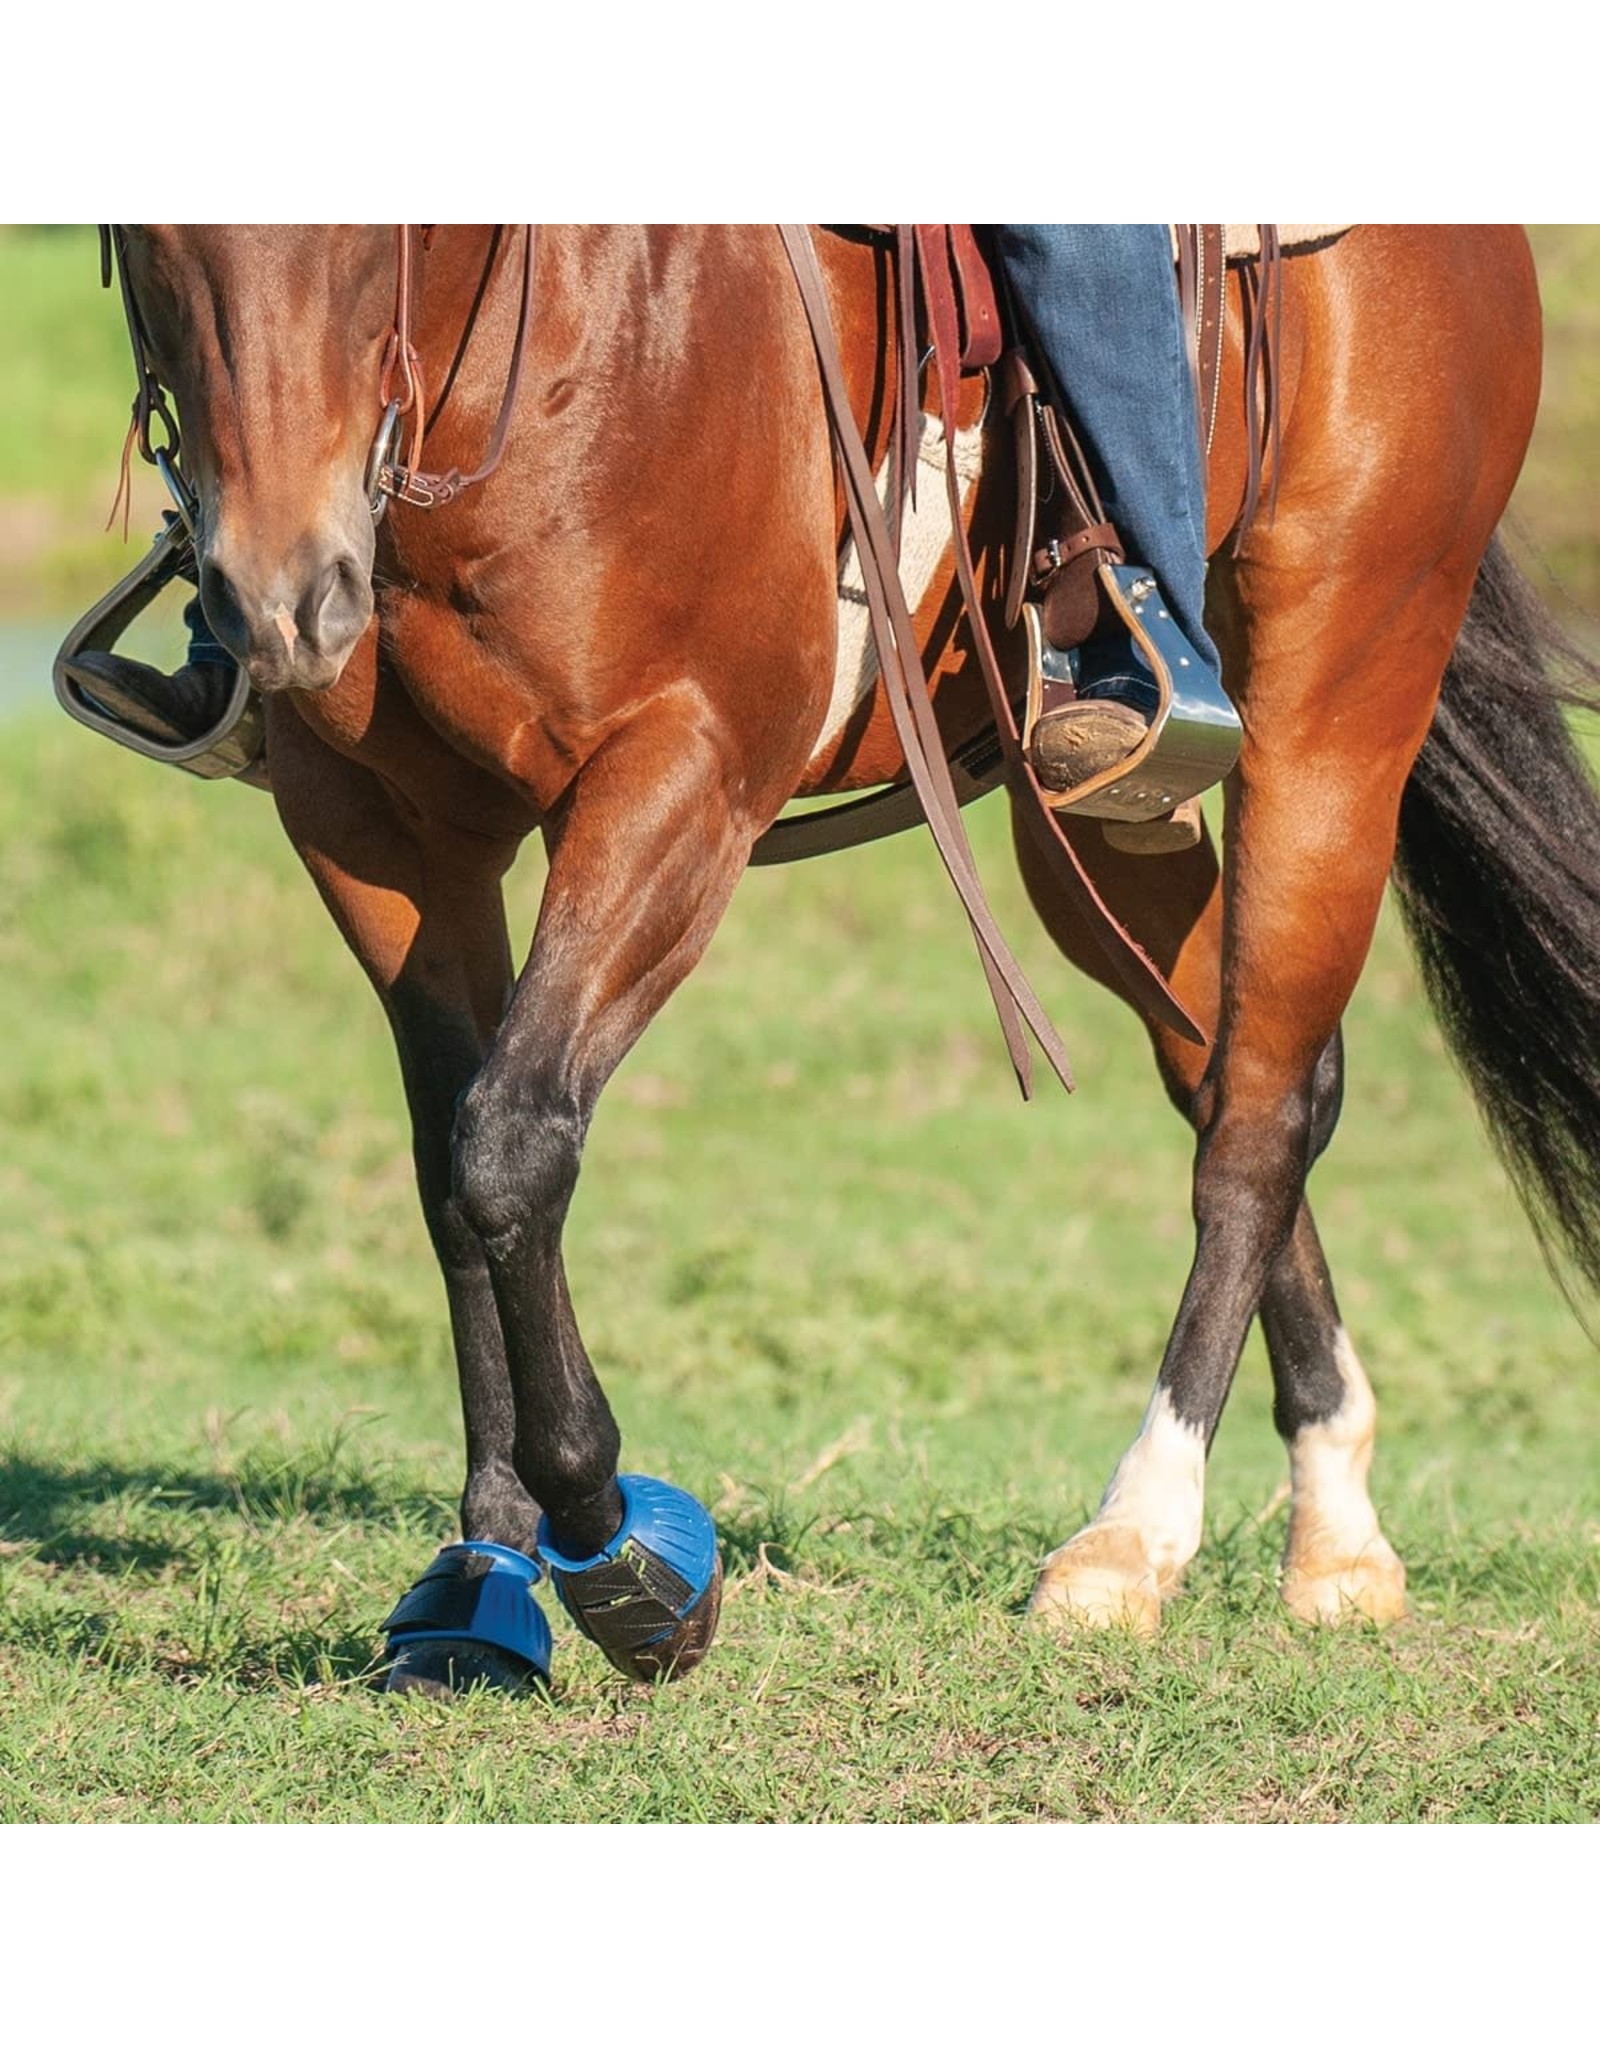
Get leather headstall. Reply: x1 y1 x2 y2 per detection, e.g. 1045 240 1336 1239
59 225 538 781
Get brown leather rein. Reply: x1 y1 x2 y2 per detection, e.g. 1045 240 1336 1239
776 225 1204 1098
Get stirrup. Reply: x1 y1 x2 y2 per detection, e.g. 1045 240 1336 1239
54 516 265 782
1023 563 1241 822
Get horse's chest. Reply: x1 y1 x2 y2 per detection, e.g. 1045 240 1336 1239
378 598 585 812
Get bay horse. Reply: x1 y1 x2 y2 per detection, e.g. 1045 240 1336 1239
105 224 1585 1692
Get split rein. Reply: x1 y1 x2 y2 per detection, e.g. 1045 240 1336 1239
101 224 538 536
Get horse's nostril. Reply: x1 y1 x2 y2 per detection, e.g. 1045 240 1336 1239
197 556 251 663
306 553 371 653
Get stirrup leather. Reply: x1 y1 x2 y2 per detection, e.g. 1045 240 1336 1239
1023 564 1242 822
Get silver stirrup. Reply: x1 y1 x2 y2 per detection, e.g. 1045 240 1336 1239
54 517 265 782
1024 563 1241 822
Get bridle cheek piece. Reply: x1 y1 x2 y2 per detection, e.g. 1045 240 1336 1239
57 223 537 784
368 223 537 515
102 222 538 533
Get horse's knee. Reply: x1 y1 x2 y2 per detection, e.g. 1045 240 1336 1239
451 1075 585 1247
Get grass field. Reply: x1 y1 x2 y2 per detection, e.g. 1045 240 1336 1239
0 714 1597 1823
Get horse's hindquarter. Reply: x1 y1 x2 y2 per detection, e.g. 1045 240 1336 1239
1208 225 1541 647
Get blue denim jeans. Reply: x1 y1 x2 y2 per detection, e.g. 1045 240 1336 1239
183 591 232 669
992 223 1218 687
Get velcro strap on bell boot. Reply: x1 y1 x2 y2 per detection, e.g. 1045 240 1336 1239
381 1540 552 1679
537 1475 719 1661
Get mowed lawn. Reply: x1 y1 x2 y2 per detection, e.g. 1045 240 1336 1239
0 714 1596 1824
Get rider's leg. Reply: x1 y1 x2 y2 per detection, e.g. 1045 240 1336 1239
993 223 1217 783
179 589 233 671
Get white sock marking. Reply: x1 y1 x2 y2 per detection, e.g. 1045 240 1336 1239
1287 1328 1385 1563
1093 1386 1207 1581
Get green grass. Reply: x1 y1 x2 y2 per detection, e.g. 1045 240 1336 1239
0 228 168 612
0 716 1596 1821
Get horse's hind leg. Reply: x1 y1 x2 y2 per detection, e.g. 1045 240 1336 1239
1262 1184 1405 1624
1007 226 1538 1632
1012 810 1404 1628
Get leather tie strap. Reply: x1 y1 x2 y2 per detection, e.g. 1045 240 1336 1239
780 223 1074 1096
1237 223 1283 550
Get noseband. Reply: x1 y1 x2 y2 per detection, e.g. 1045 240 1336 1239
58 225 537 779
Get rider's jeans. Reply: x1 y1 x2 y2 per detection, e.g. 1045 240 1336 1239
992 223 1220 690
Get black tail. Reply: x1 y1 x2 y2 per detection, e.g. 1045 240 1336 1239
1394 534 1600 1295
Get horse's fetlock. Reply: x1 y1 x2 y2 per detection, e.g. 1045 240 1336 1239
525 1454 624 1556
461 1461 541 1553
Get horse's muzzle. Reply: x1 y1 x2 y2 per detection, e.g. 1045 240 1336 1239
199 541 372 693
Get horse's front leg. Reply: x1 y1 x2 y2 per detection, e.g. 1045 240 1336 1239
268 706 550 1689
451 698 761 1682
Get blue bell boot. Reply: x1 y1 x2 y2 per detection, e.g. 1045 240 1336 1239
537 1475 723 1683
381 1540 553 1696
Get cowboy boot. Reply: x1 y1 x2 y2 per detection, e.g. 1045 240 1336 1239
1026 550 1207 855
1030 545 1158 790
69 647 240 749
66 588 269 791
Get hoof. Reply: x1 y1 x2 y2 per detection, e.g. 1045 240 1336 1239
1101 798 1204 857
619 1554 724 1682
539 1475 722 1685
1027 1524 1164 1636
381 1540 552 1697
1030 701 1150 792
1281 1541 1407 1627
384 1637 545 1697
